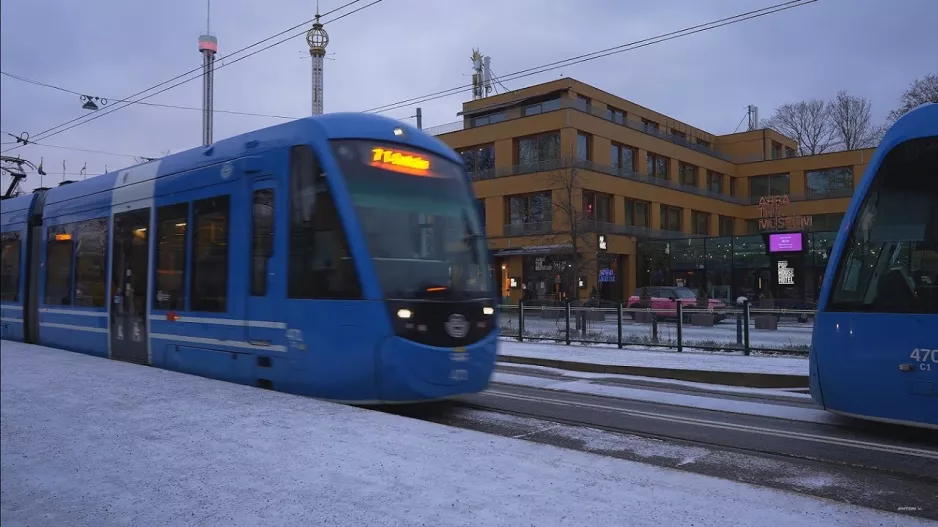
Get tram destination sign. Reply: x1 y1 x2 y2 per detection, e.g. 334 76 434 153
757 195 812 231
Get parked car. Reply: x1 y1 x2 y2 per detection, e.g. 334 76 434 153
626 286 727 322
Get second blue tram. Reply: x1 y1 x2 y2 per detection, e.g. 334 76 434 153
810 103 937 428
0 113 499 403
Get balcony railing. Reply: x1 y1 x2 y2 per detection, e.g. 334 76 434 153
425 98 737 162
503 221 553 236
467 158 854 204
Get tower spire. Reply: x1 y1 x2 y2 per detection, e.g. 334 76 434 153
198 0 218 145
306 3 329 116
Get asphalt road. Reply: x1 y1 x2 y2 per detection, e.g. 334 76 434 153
383 365 938 521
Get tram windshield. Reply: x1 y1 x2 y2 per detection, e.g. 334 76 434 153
331 140 493 300
828 136 938 314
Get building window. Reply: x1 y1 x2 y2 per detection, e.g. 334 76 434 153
697 138 711 148
671 129 686 140
472 113 505 127
611 143 636 173
771 141 783 160
506 192 552 225
719 215 735 236
642 118 659 133
707 171 724 194
647 152 668 179
517 131 560 167
154 203 189 311
73 218 108 308
289 145 362 300
477 198 486 232
606 106 625 124
583 191 613 224
458 144 495 175
625 200 649 227
785 147 796 157
660 205 682 232
190 195 230 312
574 95 591 112
679 162 698 187
749 173 790 199
692 210 710 235
730 177 737 196
251 188 275 297
522 98 562 116
805 167 854 197
746 219 760 234
577 132 590 161
0 232 22 302
812 213 845 232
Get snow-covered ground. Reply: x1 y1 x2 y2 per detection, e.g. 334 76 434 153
497 340 809 377
1 341 923 527
499 312 813 351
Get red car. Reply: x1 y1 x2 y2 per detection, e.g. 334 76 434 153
627 286 727 321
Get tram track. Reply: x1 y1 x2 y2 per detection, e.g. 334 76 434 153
380 382 938 520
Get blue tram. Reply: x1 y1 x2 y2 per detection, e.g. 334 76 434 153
810 103 937 428
0 113 499 403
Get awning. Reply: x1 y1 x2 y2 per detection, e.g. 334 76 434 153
493 243 573 257
457 89 567 117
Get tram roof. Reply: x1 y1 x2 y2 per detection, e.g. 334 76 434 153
38 112 460 212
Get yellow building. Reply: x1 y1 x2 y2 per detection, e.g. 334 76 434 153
429 78 875 307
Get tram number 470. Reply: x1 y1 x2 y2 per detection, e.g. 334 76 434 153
909 348 938 371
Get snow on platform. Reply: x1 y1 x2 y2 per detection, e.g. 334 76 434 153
498 340 809 376
1 342 919 527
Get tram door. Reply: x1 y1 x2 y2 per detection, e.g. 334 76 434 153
246 181 279 344
110 208 151 364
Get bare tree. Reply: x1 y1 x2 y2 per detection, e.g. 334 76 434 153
827 91 884 150
762 99 836 155
541 150 598 302
887 73 938 123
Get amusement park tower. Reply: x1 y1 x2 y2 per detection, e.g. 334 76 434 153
306 6 329 115
197 1 217 145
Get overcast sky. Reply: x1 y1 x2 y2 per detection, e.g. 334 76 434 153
1 0 934 192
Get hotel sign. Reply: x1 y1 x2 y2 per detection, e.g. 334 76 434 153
757 195 812 231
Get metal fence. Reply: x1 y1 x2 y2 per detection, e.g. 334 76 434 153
498 301 816 356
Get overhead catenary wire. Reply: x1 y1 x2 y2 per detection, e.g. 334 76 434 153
3 0 814 157
1 72 303 121
359 0 818 116
2 0 379 152
0 131 148 159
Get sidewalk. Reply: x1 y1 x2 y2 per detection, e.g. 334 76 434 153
497 340 810 389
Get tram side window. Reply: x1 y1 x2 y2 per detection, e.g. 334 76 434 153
829 137 938 314
288 145 362 299
154 203 189 310
252 189 275 296
190 195 230 312
73 218 108 308
0 232 22 302
45 226 74 306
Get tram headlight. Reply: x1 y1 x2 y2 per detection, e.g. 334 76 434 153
397 308 413 319
482 306 495 316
